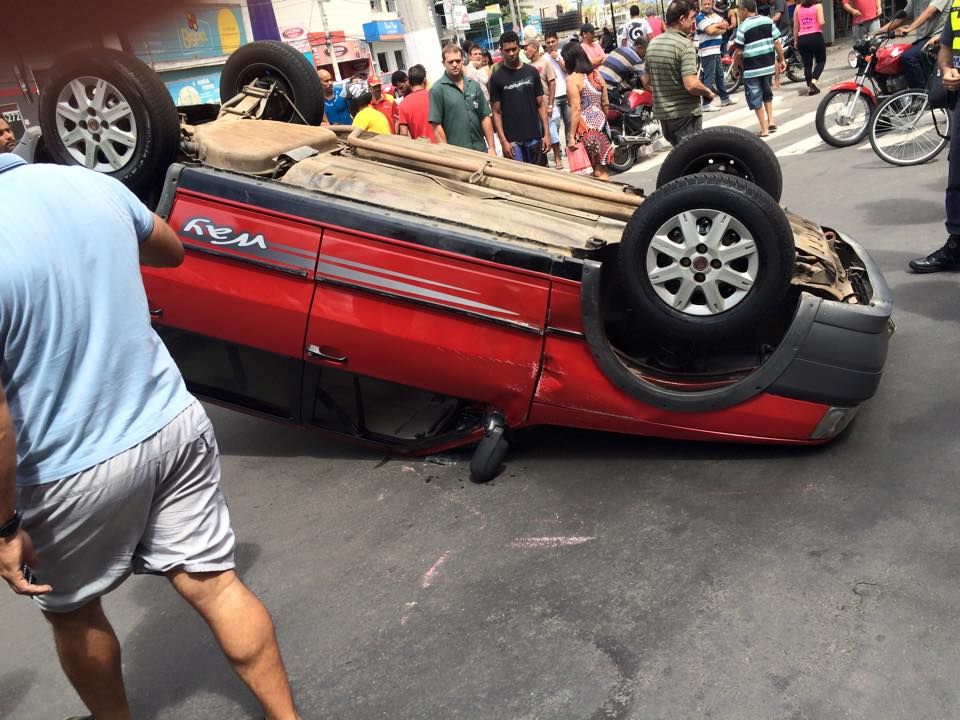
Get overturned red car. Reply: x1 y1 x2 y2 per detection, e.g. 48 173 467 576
22 42 893 481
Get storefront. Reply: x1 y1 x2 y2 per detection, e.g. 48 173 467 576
362 20 407 75
125 4 251 106
309 32 374 82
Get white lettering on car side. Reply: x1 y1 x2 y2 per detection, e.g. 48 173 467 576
180 218 268 249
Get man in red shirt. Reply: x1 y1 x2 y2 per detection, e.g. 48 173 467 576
367 74 398 133
580 23 607 67
397 64 436 142
843 0 882 42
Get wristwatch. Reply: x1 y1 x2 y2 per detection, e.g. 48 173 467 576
0 510 22 540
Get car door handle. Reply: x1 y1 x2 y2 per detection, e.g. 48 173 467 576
149 308 163 318
306 344 348 363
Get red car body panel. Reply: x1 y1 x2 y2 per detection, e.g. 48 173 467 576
533 336 826 443
307 228 549 426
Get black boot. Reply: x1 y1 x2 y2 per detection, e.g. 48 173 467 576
908 236 960 273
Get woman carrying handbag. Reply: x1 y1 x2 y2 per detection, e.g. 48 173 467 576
562 41 613 179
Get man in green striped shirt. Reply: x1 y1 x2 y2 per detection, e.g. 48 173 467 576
645 0 717 145
732 0 786 136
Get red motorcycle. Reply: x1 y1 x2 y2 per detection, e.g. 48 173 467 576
814 31 915 147
606 83 662 173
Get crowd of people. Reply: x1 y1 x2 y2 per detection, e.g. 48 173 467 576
312 0 845 178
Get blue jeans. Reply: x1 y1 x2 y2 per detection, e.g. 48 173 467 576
700 53 730 104
902 37 931 89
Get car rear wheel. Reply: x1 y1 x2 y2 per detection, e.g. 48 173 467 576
656 125 782 201
618 174 794 346
39 49 180 200
220 41 325 124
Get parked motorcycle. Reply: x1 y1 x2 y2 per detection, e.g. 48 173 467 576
720 40 802 94
814 31 915 147
606 83 663 173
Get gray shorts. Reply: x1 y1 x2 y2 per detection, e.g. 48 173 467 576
17 400 236 613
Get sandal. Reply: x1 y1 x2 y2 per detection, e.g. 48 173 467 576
768 124 777 132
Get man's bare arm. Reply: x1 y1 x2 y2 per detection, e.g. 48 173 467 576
683 73 716 99
140 213 184 268
0 382 52 596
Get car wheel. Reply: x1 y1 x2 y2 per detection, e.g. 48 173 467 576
220 41 325 124
656 126 782 201
39 49 180 200
618 174 794 346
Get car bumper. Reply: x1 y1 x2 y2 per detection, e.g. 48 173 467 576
768 230 893 411
579 230 893 432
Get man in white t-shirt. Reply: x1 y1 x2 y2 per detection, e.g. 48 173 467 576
544 30 572 147
618 4 654 46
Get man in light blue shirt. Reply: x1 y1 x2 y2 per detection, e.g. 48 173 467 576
0 155 299 720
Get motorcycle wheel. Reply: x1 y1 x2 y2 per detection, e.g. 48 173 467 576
608 135 637 173
785 57 804 84
868 89 951 166
723 62 743 93
815 89 874 147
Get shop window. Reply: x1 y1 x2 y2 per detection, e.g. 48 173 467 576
394 50 405 70
370 0 382 11
386 0 395 10
377 52 389 72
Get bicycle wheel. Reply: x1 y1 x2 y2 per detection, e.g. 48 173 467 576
868 89 951 166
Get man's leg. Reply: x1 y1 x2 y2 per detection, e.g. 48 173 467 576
700 55 720 108
169 568 299 720
910 105 960 271
44 599 132 720
713 55 731 102
763 76 776 127
744 78 768 134
901 38 930 89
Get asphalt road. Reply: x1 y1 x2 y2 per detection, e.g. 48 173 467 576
3 56 956 720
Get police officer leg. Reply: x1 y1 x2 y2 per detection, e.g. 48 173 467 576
908 103 960 272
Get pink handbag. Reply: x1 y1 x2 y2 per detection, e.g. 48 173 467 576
567 143 592 175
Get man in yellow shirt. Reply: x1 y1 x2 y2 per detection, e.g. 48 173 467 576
349 84 392 134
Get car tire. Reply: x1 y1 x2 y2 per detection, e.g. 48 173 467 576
618 174 795 346
220 40 325 124
656 125 782 201
39 49 180 200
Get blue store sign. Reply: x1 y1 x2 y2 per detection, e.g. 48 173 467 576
363 20 405 42
129 5 248 65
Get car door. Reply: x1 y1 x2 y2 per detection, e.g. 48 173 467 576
142 184 321 422
301 225 550 443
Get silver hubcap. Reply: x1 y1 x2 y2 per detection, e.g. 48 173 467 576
646 209 759 316
55 76 138 172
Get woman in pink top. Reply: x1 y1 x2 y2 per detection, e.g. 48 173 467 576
793 0 826 95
